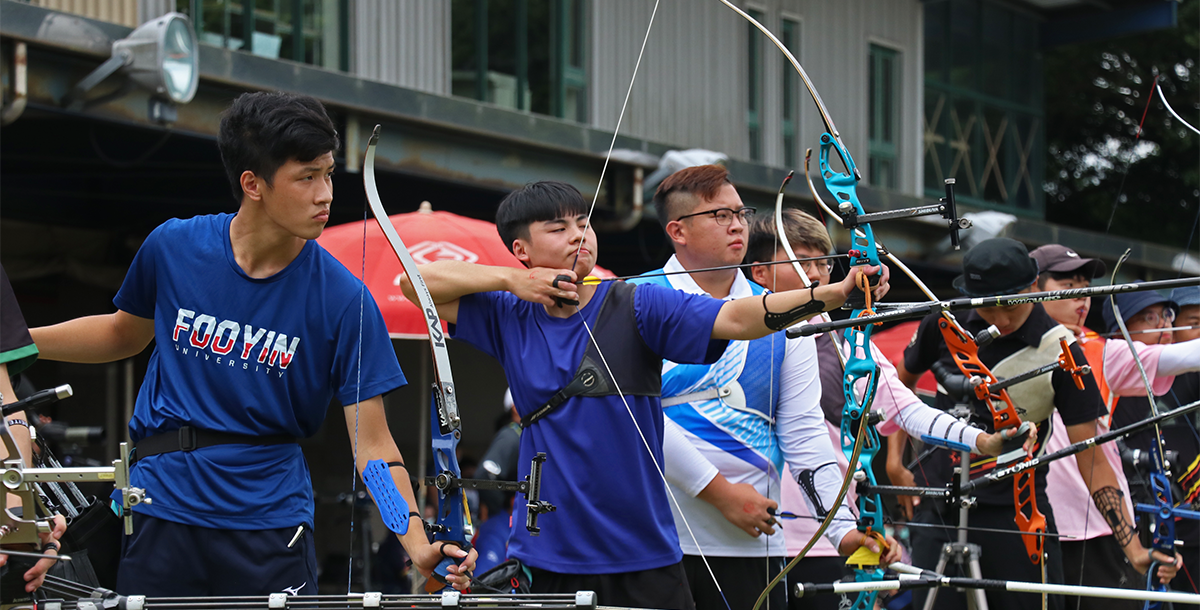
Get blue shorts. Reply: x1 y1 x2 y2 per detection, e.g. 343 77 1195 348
117 513 317 596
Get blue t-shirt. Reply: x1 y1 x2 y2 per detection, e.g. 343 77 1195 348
451 281 727 574
472 510 512 577
114 213 406 530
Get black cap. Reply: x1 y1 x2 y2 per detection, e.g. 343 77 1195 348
953 238 1040 297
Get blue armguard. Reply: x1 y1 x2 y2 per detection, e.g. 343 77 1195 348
362 459 410 535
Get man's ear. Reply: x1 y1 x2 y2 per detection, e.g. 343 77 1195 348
664 220 687 246
511 239 531 266
240 170 265 202
749 263 770 287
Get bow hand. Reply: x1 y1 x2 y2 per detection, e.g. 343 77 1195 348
837 530 903 567
841 264 891 307
410 539 478 590
10 514 67 593
976 422 1038 458
1131 548 1182 585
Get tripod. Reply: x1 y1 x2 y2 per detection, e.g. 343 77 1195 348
922 448 989 610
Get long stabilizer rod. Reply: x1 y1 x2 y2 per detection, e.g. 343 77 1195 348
790 276 1200 337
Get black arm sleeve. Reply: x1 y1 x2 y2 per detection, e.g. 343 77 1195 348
1054 341 1107 427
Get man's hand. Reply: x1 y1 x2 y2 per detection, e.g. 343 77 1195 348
708 481 778 537
975 424 1037 458
840 265 891 305
0 514 68 593
409 540 479 590
837 530 904 566
1130 548 1182 585
509 268 579 308
886 463 919 521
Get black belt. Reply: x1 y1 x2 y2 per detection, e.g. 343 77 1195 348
133 426 296 464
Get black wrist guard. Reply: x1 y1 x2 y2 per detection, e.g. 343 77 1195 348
763 284 825 331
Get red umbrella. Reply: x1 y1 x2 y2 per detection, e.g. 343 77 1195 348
318 202 615 338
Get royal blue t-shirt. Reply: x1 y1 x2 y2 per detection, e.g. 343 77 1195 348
114 213 406 530
451 281 727 574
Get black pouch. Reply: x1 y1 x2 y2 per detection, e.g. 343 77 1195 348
0 552 37 605
60 498 122 588
474 558 532 594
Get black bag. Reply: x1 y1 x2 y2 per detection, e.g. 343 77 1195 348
60 499 122 588
473 559 532 594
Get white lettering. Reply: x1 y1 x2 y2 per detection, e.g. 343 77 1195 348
211 320 240 355
190 314 216 349
173 309 195 342
268 335 301 369
257 331 276 363
241 325 268 360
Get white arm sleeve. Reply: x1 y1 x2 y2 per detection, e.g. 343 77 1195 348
776 334 857 549
893 400 983 452
1157 338 1200 377
854 340 984 452
663 416 719 497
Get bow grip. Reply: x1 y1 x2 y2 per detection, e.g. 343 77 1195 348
425 539 474 593
843 271 881 311
997 421 1033 467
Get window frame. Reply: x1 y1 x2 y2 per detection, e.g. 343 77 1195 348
746 6 766 162
867 41 901 190
780 15 802 170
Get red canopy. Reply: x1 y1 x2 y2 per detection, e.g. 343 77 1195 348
869 320 936 398
318 204 614 339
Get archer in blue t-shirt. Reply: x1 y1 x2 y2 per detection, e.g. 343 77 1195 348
398 180 888 610
30 92 476 596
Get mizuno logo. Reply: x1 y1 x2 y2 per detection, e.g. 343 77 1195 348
282 582 306 596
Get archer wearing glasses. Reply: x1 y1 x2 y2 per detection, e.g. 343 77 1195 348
634 166 899 610
675 206 757 226
1127 305 1175 330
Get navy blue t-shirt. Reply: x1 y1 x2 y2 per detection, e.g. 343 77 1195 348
451 281 727 574
114 213 406 530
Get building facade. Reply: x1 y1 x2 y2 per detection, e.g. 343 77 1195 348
0 0 1185 592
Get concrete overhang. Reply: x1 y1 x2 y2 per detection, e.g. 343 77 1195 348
1 0 1192 278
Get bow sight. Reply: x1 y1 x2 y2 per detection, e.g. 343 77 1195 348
834 176 972 253
423 451 557 537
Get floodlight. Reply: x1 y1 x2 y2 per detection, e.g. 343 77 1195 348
64 13 199 116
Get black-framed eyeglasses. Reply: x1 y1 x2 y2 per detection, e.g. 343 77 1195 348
675 206 757 226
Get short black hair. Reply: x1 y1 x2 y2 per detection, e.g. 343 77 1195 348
496 181 589 251
217 91 340 202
